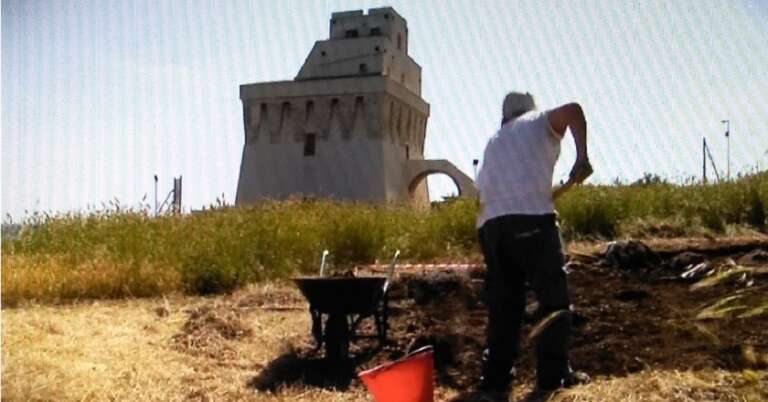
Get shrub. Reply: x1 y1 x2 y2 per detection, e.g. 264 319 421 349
181 252 252 295
747 189 766 230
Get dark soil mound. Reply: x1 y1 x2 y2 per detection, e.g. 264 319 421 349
253 239 768 393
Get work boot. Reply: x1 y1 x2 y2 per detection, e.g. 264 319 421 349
535 368 590 391
478 350 516 394
562 370 590 387
477 372 511 395
518 389 553 402
458 389 509 402
476 367 514 401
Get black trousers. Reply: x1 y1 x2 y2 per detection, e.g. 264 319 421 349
478 214 572 387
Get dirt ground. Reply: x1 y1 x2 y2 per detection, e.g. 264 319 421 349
248 237 768 399
3 237 768 401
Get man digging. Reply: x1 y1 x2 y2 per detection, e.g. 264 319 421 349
475 92 592 400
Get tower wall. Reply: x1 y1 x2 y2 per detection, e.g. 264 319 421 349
235 7 474 207
236 76 428 204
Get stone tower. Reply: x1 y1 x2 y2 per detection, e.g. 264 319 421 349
236 7 476 206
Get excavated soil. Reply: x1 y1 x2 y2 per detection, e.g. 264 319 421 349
209 238 768 393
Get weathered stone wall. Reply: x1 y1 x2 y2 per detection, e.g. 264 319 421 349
236 84 430 204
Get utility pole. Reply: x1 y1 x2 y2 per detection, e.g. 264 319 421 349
173 176 183 213
702 137 707 183
721 119 730 179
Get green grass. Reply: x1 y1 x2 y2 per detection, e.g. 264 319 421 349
2 172 766 303
556 171 768 239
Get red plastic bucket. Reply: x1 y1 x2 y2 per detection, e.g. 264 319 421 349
358 346 434 402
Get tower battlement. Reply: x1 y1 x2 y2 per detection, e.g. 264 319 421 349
329 7 408 51
296 7 419 95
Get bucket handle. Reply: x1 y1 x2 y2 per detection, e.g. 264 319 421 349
358 345 433 377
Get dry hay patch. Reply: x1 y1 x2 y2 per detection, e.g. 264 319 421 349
233 283 306 310
172 302 253 359
554 369 768 402
170 285 305 360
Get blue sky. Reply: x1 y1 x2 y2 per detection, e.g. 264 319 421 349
3 0 768 219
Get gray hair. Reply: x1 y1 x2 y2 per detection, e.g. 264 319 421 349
502 92 536 123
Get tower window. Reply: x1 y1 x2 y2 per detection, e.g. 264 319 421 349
279 102 291 131
359 63 368 73
303 133 316 156
406 145 410 159
321 50 327 56
305 100 314 121
397 33 402 49
370 27 381 36
345 29 359 38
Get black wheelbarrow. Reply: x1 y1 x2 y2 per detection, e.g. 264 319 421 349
294 251 400 361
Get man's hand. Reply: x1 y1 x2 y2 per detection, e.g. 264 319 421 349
553 159 593 200
569 158 593 184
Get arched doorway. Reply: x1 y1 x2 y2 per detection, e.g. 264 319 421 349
404 159 478 208
427 173 462 202
408 171 462 208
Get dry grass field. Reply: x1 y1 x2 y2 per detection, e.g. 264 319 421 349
1 285 421 402
4 288 765 402
4 238 767 402
1 285 370 401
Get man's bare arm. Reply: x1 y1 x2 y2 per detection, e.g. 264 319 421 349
548 102 588 164
549 103 592 199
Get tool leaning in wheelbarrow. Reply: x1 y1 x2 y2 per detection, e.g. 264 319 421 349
293 250 400 361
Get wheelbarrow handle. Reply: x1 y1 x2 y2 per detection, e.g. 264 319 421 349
319 249 330 277
383 250 400 294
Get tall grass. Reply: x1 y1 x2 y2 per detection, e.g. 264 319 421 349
2 172 766 303
556 171 768 238
2 199 480 303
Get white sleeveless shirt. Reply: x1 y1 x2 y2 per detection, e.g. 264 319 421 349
476 110 563 228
